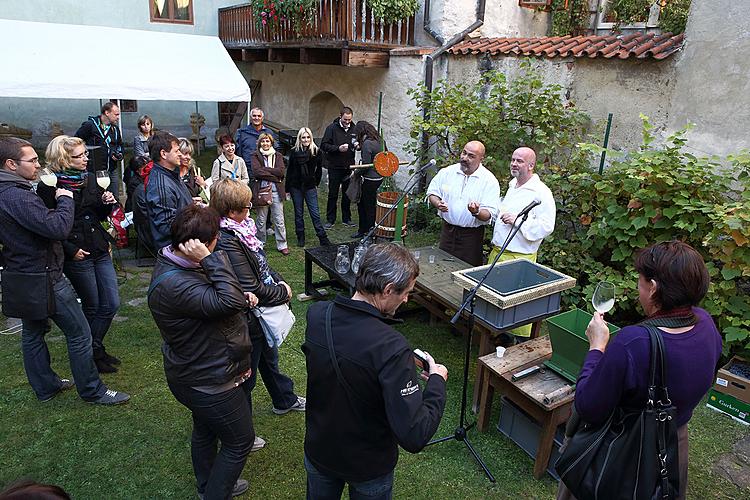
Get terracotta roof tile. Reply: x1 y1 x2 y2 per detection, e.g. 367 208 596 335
448 32 684 61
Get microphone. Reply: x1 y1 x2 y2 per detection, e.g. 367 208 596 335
517 199 541 218
417 159 437 173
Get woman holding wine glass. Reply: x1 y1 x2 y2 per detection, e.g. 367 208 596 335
38 135 122 374
558 241 722 500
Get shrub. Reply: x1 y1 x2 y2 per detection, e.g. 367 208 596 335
539 116 750 357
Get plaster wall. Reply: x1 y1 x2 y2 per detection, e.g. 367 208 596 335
444 54 676 153
426 0 549 42
237 56 426 184
666 0 750 156
0 0 238 147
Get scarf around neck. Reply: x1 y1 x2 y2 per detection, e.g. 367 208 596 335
220 216 263 252
55 168 86 191
260 146 276 158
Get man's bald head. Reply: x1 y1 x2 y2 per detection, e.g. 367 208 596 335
510 147 536 186
459 141 486 174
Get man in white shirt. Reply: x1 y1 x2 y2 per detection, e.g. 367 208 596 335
490 147 556 338
426 141 500 266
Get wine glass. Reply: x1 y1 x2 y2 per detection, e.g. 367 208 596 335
39 167 57 187
96 170 111 190
592 282 615 314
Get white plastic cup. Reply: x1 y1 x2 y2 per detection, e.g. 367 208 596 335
496 346 506 358
429 254 436 264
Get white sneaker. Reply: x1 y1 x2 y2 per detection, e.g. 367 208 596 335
272 396 306 415
251 435 266 452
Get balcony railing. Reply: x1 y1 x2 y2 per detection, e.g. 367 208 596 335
219 1 416 48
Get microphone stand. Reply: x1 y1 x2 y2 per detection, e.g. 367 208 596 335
425 208 535 483
358 161 434 246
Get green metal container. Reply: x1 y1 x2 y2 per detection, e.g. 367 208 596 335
544 308 620 383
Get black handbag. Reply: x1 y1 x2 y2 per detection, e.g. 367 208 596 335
555 324 680 500
1 270 55 320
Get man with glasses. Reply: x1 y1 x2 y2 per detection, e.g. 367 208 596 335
75 102 124 199
0 137 129 405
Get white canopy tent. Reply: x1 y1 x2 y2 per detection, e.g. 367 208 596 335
0 19 250 103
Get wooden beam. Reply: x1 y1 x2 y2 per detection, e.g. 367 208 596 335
241 49 268 62
268 48 301 64
346 50 389 68
227 49 243 62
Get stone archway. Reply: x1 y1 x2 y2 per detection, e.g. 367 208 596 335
308 91 344 138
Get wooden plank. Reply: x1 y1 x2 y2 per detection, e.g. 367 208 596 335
479 336 552 375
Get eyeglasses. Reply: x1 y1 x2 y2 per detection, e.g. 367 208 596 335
71 151 89 159
14 157 40 164
244 203 253 210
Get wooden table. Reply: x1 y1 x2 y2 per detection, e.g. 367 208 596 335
476 336 575 479
411 246 544 411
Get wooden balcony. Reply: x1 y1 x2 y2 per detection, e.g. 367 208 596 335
218 1 417 68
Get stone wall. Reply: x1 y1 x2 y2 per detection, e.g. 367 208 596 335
238 55 426 184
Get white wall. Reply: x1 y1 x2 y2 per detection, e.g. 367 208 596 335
426 0 549 42
0 0 238 148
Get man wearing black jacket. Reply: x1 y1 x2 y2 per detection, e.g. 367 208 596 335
320 106 357 228
303 243 448 499
75 102 124 198
0 137 128 405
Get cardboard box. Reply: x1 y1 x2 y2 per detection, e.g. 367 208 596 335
706 389 750 426
713 356 750 404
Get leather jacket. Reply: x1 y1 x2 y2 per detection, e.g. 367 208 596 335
148 249 251 386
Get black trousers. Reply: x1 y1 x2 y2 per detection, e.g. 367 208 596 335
357 178 383 234
326 168 351 224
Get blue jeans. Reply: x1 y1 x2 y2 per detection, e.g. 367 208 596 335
289 187 326 239
21 278 106 401
248 329 298 410
168 380 255 500
64 253 120 355
304 455 394 500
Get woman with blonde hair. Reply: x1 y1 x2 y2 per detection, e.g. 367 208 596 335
286 127 331 247
176 138 206 200
37 135 121 373
250 132 289 255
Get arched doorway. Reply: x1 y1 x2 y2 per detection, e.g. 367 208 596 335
308 91 344 138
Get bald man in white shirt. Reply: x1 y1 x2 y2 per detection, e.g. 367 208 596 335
490 146 556 338
426 141 500 266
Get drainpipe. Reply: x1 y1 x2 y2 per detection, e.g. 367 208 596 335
418 0 486 190
423 0 444 45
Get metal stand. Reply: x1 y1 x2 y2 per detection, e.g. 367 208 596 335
426 209 535 482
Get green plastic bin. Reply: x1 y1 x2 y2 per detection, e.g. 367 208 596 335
544 308 619 383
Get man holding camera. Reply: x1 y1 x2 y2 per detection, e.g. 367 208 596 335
320 106 357 229
303 243 448 499
75 102 124 199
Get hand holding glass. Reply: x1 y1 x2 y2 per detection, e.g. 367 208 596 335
39 167 57 187
96 170 111 190
592 282 615 314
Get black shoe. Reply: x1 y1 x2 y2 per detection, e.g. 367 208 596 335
102 350 121 366
319 235 333 246
342 221 356 227
95 358 118 374
323 222 334 229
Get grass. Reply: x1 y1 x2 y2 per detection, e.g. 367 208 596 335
1 152 749 498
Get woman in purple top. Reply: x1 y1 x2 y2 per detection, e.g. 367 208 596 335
560 241 722 500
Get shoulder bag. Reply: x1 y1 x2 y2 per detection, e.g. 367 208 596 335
555 323 680 500
252 303 295 348
252 180 273 207
1 248 56 320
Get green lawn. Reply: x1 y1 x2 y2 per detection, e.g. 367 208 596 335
0 155 748 498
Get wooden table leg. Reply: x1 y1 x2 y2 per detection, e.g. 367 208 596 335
304 254 313 296
530 320 542 339
477 362 495 432
534 406 563 479
472 329 494 413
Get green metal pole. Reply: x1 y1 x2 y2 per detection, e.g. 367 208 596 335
376 92 383 134
599 113 613 175
393 197 405 245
